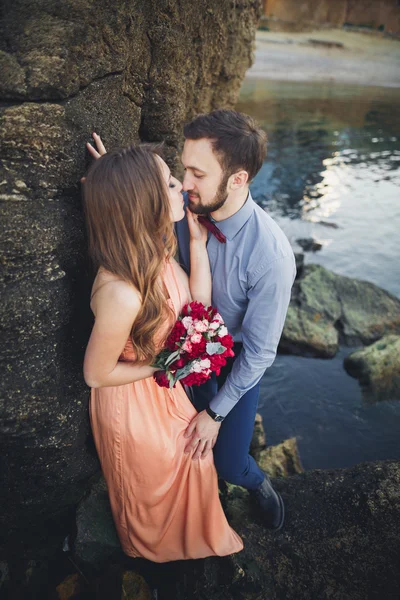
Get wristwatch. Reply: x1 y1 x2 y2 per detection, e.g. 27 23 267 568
206 406 225 422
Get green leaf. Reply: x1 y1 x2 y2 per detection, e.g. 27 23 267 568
166 370 176 389
175 364 193 380
206 341 224 355
164 350 181 366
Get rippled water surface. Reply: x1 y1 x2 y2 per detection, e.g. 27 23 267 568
236 80 400 470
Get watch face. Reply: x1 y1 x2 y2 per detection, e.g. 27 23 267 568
215 415 224 422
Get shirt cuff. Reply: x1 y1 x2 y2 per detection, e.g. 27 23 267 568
209 378 243 418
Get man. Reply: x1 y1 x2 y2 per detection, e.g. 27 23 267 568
175 110 296 530
86 109 295 530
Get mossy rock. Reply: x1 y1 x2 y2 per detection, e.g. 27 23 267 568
281 265 400 358
344 335 400 401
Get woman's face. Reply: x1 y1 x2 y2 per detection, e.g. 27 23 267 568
156 155 184 222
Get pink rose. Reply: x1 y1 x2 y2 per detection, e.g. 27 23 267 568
190 333 202 344
182 316 194 333
195 320 208 333
182 340 193 353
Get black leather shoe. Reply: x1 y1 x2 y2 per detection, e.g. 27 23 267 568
249 474 285 530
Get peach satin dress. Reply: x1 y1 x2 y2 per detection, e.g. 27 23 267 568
90 260 243 562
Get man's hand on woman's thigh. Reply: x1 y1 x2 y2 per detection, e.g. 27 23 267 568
184 410 221 460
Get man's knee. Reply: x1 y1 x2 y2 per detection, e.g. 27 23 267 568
213 454 248 486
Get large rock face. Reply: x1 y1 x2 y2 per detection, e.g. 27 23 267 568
0 0 262 558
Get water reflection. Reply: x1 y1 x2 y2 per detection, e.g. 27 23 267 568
236 79 400 469
237 80 400 297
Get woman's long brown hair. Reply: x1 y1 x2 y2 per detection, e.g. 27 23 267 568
83 145 177 361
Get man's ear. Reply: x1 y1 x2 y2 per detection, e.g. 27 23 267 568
229 170 249 189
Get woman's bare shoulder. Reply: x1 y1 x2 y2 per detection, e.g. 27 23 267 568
91 270 141 315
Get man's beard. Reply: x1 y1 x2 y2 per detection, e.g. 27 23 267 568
188 172 229 215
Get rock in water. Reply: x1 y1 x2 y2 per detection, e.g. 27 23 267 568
296 237 323 252
280 264 400 358
344 335 400 402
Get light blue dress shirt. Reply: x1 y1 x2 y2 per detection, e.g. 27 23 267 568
175 192 296 417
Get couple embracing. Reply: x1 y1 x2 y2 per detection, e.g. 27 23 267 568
83 109 296 562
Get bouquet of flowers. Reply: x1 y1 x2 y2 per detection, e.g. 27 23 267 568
152 301 235 388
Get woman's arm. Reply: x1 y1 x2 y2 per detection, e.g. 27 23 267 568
186 208 211 305
84 281 157 388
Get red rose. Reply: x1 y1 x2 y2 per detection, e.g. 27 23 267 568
209 354 227 374
218 334 234 349
181 371 210 386
153 370 174 388
166 321 186 351
188 301 208 320
187 337 207 359
170 357 186 369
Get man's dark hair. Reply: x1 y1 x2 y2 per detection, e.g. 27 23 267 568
183 109 267 182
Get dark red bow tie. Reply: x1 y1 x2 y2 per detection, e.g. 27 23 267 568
197 215 226 243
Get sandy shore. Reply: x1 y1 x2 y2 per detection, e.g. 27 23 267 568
248 29 400 88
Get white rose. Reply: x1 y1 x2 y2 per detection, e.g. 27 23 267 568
199 359 211 370
190 360 202 373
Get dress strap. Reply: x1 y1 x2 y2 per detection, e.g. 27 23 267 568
167 260 183 312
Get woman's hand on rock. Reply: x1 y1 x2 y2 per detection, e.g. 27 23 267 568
86 132 107 159
81 133 107 183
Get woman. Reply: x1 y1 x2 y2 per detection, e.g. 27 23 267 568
83 144 243 562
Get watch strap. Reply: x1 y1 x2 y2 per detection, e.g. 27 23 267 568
206 406 224 422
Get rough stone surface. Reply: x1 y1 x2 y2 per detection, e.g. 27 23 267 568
0 0 262 561
344 335 400 402
120 571 151 600
258 437 304 477
249 413 266 460
55 573 82 600
280 264 400 358
74 476 123 568
72 460 400 599
209 460 400 600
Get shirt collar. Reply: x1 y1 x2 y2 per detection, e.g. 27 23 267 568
210 191 255 241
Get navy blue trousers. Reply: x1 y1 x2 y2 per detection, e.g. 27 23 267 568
192 343 265 490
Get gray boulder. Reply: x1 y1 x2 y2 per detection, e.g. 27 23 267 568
280 264 400 358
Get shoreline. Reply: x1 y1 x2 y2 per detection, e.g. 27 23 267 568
247 29 400 88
